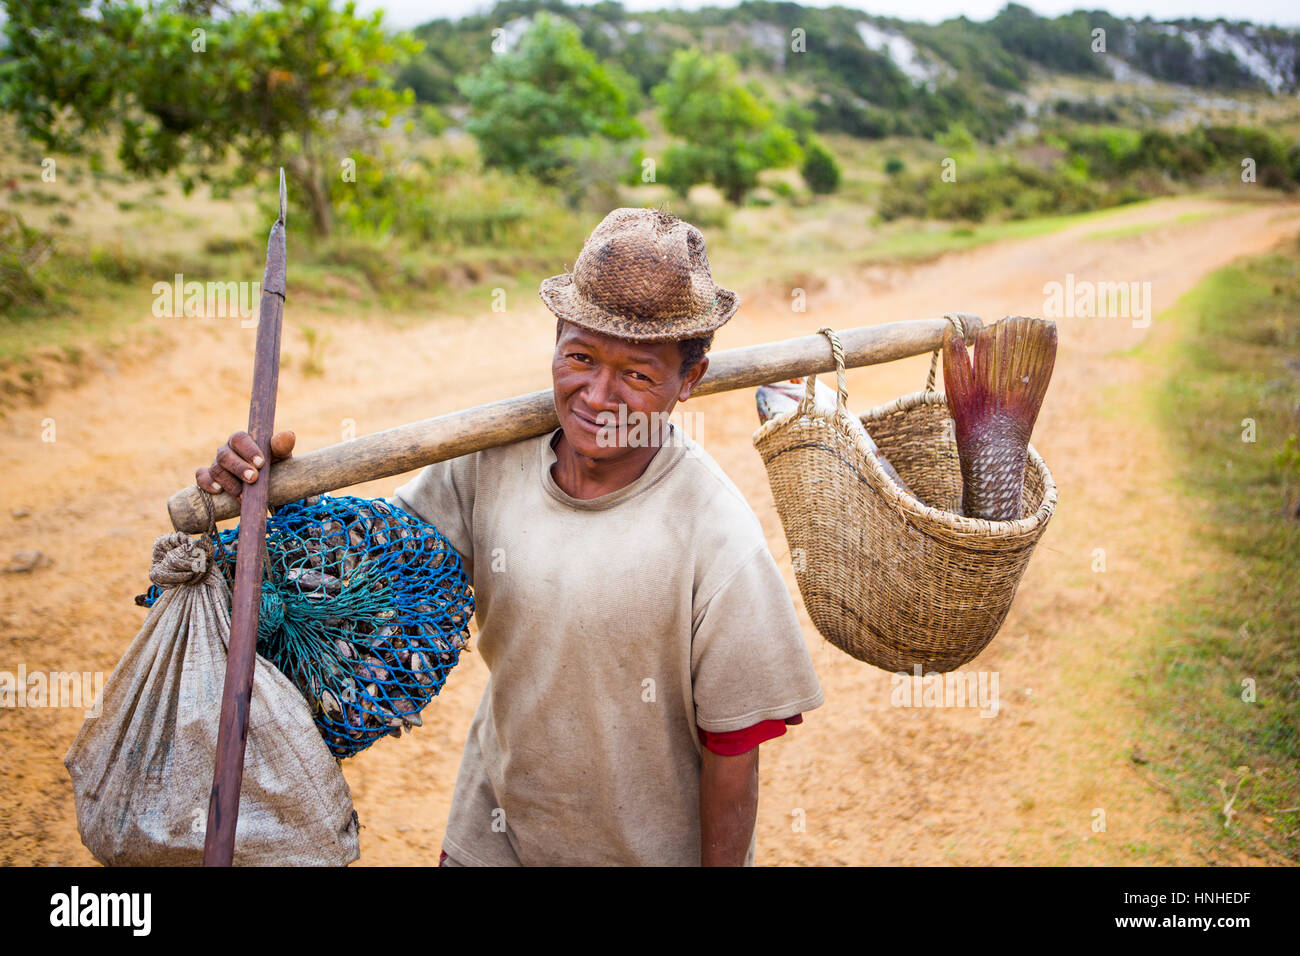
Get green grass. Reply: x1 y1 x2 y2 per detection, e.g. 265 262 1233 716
0 226 233 346
721 196 1184 297
1083 208 1227 241
1131 240 1300 861
859 202 1145 261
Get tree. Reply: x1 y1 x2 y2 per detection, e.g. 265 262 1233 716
0 0 418 237
651 48 800 204
457 12 644 185
801 140 840 194
986 3 1108 77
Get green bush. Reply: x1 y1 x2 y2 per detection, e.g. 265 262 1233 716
327 144 585 253
0 212 52 311
878 158 1105 223
1062 125 1143 179
875 183 929 221
936 121 977 153
1059 124 1298 189
1203 126 1290 177
87 246 144 283
1135 128 1216 179
801 140 841 194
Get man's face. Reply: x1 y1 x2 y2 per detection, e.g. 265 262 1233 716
552 320 708 460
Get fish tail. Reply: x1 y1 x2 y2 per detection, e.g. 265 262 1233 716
941 323 980 426
944 317 1056 441
943 317 1057 520
977 316 1057 436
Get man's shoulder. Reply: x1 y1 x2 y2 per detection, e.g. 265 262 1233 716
673 430 759 509
388 431 545 517
457 430 550 474
665 429 768 550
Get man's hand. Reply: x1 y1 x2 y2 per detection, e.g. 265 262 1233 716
196 430 296 498
699 746 760 866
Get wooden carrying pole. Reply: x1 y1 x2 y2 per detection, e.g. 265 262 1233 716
169 314 981 534
202 172 288 867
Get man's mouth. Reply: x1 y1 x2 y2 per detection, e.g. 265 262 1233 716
571 409 616 432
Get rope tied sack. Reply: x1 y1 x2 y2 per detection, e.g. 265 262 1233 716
68 528 362 865
753 321 1057 673
139 494 475 757
148 531 216 589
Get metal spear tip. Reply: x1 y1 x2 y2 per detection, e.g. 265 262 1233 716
278 168 287 226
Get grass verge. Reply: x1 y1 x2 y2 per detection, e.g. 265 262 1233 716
1083 208 1225 241
1133 238 1300 862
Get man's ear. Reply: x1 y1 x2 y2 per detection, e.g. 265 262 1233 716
679 355 709 402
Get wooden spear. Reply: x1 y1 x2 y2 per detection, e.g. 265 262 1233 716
202 171 287 867
168 314 982 533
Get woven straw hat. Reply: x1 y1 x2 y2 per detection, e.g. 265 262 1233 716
539 207 739 343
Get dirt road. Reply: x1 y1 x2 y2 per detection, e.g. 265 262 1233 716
3 196 1297 865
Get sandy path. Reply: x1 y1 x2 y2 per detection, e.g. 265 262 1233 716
2 196 1296 865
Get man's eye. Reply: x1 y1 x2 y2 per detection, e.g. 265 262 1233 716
630 372 652 383
569 352 591 363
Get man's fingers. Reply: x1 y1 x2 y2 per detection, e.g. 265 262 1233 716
214 468 243 498
229 431 264 468
269 430 295 461
216 445 258 484
200 464 243 499
195 466 222 495
229 429 293 466
199 429 289 502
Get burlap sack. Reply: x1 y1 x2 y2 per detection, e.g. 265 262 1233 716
65 532 360 866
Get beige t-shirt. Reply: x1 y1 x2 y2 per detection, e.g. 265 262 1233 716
389 424 824 866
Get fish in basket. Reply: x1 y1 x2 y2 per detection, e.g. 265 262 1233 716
753 317 1058 673
138 494 474 757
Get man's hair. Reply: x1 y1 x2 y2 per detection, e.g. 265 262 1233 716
555 318 712 379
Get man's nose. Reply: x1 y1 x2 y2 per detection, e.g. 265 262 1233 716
582 366 621 411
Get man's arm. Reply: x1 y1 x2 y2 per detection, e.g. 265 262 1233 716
699 746 759 866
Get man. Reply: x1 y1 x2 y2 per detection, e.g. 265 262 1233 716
198 207 824 865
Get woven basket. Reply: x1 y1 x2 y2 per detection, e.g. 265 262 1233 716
753 324 1057 673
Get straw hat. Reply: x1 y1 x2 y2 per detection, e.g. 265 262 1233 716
539 207 739 343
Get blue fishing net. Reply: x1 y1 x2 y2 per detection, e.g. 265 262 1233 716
137 494 474 758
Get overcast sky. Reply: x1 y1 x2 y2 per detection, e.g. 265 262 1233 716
353 0 1300 29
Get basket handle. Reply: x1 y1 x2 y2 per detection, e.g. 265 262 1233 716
925 313 978 392
801 327 849 414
